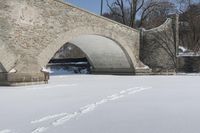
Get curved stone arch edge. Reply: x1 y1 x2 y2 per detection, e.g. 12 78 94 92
69 37 135 74
37 27 139 73
65 42 95 70
101 36 136 73
141 18 172 33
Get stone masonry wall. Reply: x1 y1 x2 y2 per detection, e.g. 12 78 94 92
0 0 144 73
140 15 179 72
0 0 149 84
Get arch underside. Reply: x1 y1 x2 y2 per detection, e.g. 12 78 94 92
64 35 134 74
37 26 142 74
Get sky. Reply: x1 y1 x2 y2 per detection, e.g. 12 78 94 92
65 0 107 15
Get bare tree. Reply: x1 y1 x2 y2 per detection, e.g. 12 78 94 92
105 0 127 25
153 29 177 68
104 0 176 28
130 0 145 27
105 0 146 27
178 1 200 52
141 1 176 29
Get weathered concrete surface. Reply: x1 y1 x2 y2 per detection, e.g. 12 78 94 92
140 15 179 72
69 35 133 74
0 0 150 85
0 72 45 86
53 43 86 59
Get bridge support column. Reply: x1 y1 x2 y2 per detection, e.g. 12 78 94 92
0 72 47 86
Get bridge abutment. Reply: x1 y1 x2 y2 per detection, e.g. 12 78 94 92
0 72 47 86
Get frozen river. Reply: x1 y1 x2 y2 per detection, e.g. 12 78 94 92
0 75 200 133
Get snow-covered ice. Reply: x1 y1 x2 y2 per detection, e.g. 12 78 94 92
31 127 48 133
179 46 188 53
0 75 200 133
178 46 200 56
0 129 12 133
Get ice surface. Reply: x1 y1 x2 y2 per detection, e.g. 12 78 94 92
0 130 12 133
48 66 89 75
31 127 48 133
0 75 200 133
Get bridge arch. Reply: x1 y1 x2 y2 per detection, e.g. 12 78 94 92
49 35 135 74
37 26 136 74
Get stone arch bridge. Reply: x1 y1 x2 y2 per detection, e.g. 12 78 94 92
0 0 176 85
